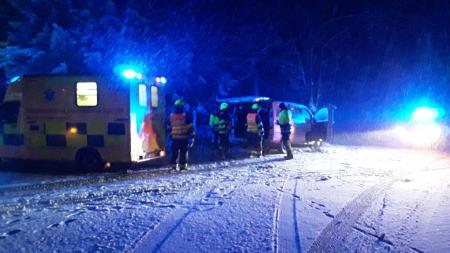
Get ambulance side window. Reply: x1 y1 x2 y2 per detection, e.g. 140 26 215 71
76 82 98 107
0 101 20 123
151 86 158 108
138 84 147 107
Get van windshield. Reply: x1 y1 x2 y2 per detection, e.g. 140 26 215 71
0 101 20 123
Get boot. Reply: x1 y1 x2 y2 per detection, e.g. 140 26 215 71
179 164 188 171
256 151 263 158
285 152 293 160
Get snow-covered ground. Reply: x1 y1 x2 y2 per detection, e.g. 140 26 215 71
0 145 449 252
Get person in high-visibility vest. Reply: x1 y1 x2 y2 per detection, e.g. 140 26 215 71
167 99 195 170
277 102 294 159
246 103 264 157
217 102 231 158
209 107 220 148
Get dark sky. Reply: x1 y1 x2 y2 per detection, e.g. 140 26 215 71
0 0 449 129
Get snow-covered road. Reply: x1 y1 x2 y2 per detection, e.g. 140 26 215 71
0 146 449 252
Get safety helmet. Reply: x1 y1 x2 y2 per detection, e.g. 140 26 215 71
174 99 184 106
251 103 260 110
279 102 287 110
220 102 229 110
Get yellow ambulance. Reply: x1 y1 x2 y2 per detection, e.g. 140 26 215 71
0 74 166 171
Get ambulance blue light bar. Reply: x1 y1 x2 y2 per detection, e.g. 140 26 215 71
9 76 20 83
122 69 138 79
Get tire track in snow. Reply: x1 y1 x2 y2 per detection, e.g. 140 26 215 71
272 154 309 253
307 179 395 253
274 179 302 253
129 157 287 253
386 169 450 253
132 206 194 253
292 180 302 252
271 180 286 253
129 187 222 253
305 152 450 252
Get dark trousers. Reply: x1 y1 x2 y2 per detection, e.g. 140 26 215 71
247 133 263 154
213 131 219 147
218 133 229 157
170 138 189 165
281 133 293 156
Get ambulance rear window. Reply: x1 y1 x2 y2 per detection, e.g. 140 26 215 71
151 86 158 108
139 84 147 106
76 82 97 106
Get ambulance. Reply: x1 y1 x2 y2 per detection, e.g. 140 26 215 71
0 73 167 171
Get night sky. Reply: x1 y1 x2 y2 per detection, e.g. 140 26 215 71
1 0 449 130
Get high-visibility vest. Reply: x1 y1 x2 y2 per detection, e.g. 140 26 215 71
209 114 219 131
246 113 260 133
218 118 229 134
278 109 292 134
170 113 192 139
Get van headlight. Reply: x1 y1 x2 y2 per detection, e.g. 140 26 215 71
394 123 443 146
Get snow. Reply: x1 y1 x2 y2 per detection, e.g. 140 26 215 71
0 146 449 252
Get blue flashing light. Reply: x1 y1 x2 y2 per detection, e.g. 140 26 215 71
155 76 167 84
412 106 439 123
122 69 137 79
10 76 20 83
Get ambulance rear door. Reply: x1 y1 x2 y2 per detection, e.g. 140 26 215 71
129 81 166 162
0 79 25 160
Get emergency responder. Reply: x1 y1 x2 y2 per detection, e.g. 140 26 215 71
277 102 294 159
167 99 195 170
246 103 264 157
209 107 220 148
217 102 231 158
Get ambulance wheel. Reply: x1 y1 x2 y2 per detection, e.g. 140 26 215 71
75 148 103 172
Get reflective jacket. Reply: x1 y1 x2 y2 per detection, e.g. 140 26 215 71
169 113 193 139
246 113 263 134
209 114 219 131
217 112 231 135
278 109 292 134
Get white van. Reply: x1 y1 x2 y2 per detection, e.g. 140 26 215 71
216 96 335 150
